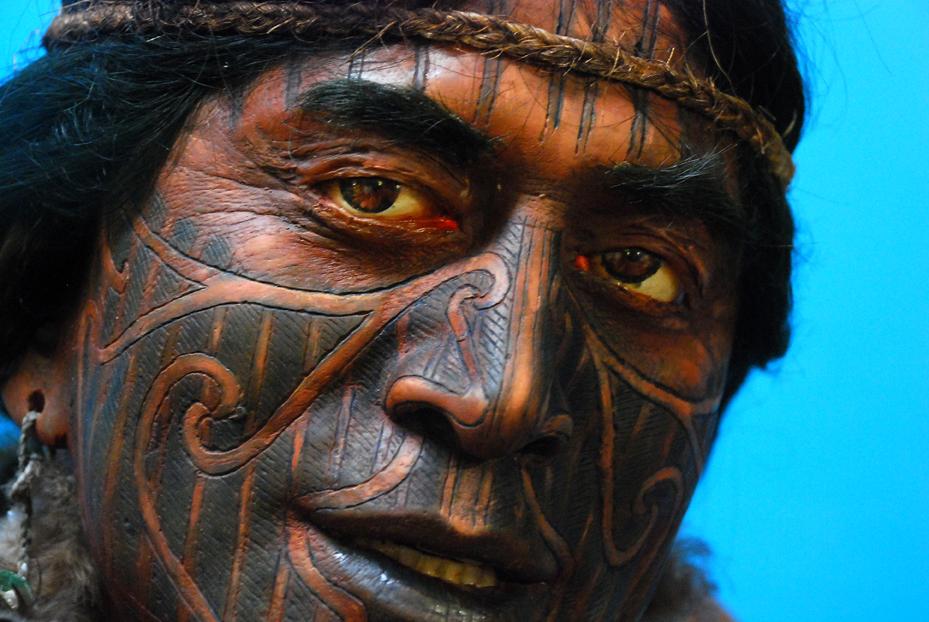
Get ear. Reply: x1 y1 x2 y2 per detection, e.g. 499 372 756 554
1 346 74 447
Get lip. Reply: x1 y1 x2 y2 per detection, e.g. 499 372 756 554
307 507 560 584
291 507 561 620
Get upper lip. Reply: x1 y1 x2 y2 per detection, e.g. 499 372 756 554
302 507 561 584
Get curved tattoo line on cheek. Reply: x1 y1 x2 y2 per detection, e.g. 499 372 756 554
87 211 511 476
520 466 573 617
591 351 687 568
280 419 370 621
582 320 721 432
132 354 238 620
298 434 422 510
286 527 367 620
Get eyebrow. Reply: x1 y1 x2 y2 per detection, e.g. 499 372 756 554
297 78 493 169
297 80 744 236
600 153 746 237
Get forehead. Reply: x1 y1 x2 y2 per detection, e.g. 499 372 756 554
228 1 683 185
225 0 695 179
456 0 685 44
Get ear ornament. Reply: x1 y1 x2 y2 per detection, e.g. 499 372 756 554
0 410 45 616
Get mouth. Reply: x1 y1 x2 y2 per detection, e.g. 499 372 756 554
293 507 559 619
307 507 558 585
356 538 499 588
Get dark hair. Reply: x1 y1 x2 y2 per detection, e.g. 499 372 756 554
666 0 804 403
0 1 804 403
0 34 341 377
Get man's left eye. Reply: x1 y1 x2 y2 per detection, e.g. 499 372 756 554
322 177 437 219
589 247 683 304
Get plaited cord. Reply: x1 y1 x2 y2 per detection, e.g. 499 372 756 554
45 1 794 186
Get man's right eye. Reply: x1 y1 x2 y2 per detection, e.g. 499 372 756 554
320 177 449 222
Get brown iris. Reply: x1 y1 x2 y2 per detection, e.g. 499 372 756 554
339 178 402 214
601 248 661 283
588 247 683 304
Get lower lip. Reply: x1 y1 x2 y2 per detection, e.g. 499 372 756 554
294 523 548 621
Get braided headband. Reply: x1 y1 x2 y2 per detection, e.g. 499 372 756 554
45 1 794 186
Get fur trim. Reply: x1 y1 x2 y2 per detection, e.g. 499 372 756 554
0 456 99 621
641 540 734 622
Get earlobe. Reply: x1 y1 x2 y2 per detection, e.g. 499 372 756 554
1 348 73 447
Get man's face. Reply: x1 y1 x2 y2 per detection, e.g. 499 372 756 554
66 1 739 619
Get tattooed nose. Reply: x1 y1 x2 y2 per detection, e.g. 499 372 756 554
385 222 568 460
384 376 570 461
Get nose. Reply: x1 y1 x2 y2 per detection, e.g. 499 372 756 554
385 222 572 461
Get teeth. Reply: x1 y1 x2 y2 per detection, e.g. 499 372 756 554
361 539 498 588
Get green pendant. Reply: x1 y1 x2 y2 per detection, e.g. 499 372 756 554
0 568 33 609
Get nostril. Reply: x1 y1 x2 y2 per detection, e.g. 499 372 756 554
519 414 573 464
385 375 491 458
520 435 565 461
391 404 462 454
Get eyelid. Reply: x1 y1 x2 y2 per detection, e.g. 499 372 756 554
568 215 715 287
287 145 474 213
583 236 704 293
594 251 682 304
568 236 706 318
318 178 459 229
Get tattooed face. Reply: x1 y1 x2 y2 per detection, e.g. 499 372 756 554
64 1 740 620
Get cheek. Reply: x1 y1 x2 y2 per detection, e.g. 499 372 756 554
542 353 715 615
70 207 375 618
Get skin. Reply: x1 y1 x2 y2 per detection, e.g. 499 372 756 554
3 1 743 620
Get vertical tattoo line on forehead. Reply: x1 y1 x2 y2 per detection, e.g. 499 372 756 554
347 46 366 80
227 85 246 132
575 0 612 154
592 0 614 40
285 57 304 108
541 0 577 138
629 0 662 158
413 43 430 92
557 0 578 34
413 8 495 121
541 74 565 139
576 80 599 154
474 56 503 127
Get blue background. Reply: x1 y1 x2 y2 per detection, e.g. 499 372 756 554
1 2 926 620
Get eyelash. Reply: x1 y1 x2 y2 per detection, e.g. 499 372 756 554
285 172 472 249
571 246 696 315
